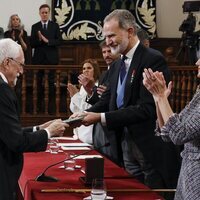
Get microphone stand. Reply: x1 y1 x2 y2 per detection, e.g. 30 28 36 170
35 143 110 182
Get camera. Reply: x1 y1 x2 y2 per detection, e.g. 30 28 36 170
179 13 196 34
176 1 200 65
179 1 200 34
182 1 200 12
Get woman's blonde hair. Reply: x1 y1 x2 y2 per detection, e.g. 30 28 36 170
7 14 24 31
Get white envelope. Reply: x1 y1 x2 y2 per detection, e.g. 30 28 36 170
59 143 92 147
72 155 102 159
61 146 90 150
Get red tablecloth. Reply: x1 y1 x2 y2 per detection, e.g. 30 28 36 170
18 140 164 200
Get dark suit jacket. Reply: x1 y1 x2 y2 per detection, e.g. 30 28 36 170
4 29 29 63
30 20 61 64
87 68 110 105
86 67 120 163
87 43 180 188
0 77 48 200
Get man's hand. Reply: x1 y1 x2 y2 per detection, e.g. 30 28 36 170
97 85 107 97
38 31 42 41
38 119 57 130
38 31 49 43
67 112 85 128
68 112 100 127
46 119 68 137
82 112 101 126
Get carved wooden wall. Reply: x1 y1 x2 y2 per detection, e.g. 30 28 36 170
58 41 106 66
57 38 181 66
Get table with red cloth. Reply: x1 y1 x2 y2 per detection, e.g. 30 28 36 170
18 139 164 200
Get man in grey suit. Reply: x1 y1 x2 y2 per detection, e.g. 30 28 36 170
0 38 68 200
73 9 180 192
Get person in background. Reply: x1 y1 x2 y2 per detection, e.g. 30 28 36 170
137 28 150 48
84 40 119 104
4 14 29 111
143 59 200 200
30 4 61 113
82 40 119 162
4 14 28 56
0 27 4 39
67 59 100 144
0 38 68 200
72 9 180 192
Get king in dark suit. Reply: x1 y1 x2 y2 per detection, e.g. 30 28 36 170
78 9 180 191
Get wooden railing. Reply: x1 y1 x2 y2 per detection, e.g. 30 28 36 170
169 66 198 113
19 65 197 126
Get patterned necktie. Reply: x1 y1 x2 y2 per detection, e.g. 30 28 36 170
120 55 127 84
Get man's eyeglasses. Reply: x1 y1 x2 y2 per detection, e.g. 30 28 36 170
8 57 25 68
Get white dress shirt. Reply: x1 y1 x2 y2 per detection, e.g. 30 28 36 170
101 40 140 125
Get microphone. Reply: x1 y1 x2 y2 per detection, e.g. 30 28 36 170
35 142 110 182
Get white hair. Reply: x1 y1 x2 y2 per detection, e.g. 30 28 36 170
0 38 22 64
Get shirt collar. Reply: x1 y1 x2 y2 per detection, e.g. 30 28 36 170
120 40 140 71
122 40 140 60
41 20 49 25
0 72 8 83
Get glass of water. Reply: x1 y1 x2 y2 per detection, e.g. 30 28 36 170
91 178 107 200
49 139 59 154
64 153 76 171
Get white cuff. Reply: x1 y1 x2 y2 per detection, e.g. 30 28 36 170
33 126 37 132
101 113 106 126
44 128 51 139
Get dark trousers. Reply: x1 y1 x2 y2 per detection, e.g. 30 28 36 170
93 123 123 166
121 129 166 189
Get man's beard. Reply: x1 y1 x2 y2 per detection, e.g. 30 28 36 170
110 46 120 56
14 77 18 86
110 40 129 56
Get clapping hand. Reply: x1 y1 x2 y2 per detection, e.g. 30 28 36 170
67 83 79 97
19 30 24 39
143 68 172 101
78 74 95 95
38 31 49 43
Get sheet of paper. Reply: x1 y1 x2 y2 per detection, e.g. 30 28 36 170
51 137 77 141
58 143 92 147
72 155 102 159
61 146 90 150
83 195 113 200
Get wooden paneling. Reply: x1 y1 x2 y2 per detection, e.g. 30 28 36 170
57 38 181 67
58 42 105 66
